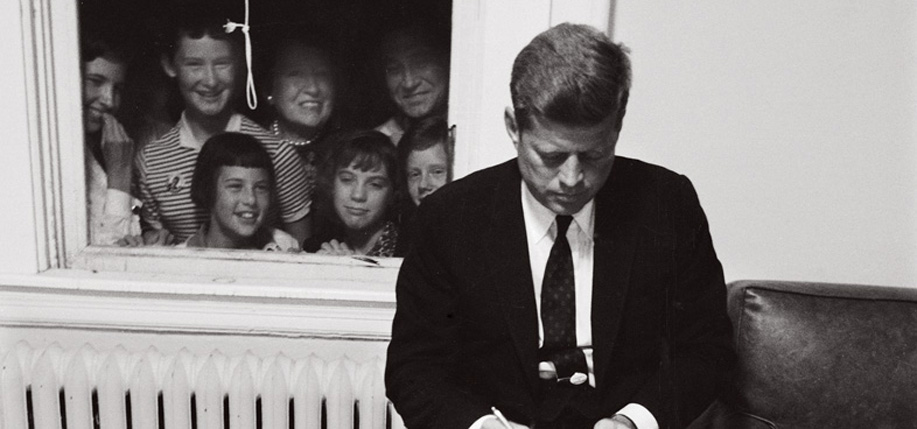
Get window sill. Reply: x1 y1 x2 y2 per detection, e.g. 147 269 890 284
68 246 401 301
0 251 400 340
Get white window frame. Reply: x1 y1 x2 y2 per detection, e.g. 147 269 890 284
5 0 409 341
10 0 611 302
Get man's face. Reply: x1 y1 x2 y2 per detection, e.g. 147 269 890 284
82 56 127 134
382 34 448 119
164 35 237 119
506 109 620 215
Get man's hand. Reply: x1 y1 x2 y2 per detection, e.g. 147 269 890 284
142 229 174 246
480 416 530 429
317 239 355 256
101 113 135 194
594 415 636 429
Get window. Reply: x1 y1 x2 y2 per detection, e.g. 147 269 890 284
19 0 605 284
73 0 453 277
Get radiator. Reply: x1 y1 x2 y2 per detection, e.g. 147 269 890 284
0 342 406 429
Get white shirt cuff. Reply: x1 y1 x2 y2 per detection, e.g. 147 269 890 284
617 403 658 429
471 404 656 429
469 414 494 429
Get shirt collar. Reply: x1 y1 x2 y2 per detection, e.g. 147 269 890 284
520 180 595 246
178 112 243 150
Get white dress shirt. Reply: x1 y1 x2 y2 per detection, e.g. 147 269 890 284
374 117 405 146
519 181 657 429
471 182 660 429
521 179 595 362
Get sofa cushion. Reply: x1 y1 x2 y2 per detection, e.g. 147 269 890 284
722 280 917 428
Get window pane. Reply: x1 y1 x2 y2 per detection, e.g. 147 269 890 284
78 0 452 257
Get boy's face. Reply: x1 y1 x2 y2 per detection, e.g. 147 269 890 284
406 143 449 206
164 34 237 119
82 56 126 134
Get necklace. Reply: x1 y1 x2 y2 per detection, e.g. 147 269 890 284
271 120 321 147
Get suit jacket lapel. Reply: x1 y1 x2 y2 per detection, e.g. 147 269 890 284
483 162 542 395
591 164 637 387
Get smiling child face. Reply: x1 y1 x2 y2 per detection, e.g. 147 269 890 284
165 34 237 119
82 56 126 134
209 166 271 246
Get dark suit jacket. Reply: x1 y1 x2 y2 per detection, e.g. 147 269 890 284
385 157 734 429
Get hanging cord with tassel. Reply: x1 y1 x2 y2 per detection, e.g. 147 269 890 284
223 0 257 110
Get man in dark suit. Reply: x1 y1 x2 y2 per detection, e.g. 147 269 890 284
385 23 734 429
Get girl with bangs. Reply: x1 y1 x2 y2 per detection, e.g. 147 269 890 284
184 132 300 251
304 130 403 257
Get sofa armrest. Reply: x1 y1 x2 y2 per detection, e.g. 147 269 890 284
686 400 775 429
721 280 917 427
687 400 777 429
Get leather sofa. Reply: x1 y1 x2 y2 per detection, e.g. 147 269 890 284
689 280 917 428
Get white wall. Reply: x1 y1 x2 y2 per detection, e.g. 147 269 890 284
0 0 40 274
613 1 917 286
456 0 917 287
451 0 614 177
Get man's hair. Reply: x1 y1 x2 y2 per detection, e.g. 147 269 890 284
191 132 276 210
397 116 453 181
319 130 404 220
378 24 450 69
510 23 631 131
161 6 241 61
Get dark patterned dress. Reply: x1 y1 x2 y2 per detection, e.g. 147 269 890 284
366 221 399 257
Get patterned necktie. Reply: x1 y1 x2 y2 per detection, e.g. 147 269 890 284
541 215 576 350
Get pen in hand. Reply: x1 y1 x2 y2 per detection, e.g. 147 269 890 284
491 407 514 429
